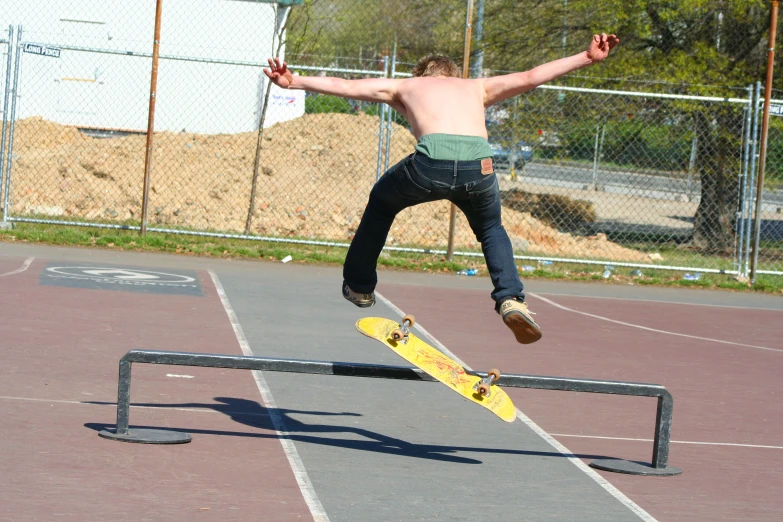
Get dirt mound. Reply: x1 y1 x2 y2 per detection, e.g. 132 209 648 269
7 114 647 262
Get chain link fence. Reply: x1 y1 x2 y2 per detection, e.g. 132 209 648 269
481 78 783 276
1 1 782 277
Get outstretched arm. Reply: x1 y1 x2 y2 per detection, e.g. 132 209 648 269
263 58 402 107
482 33 619 107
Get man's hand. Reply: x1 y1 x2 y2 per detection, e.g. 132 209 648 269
263 57 294 88
586 33 620 64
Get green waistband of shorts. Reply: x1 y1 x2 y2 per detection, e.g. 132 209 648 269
414 133 494 161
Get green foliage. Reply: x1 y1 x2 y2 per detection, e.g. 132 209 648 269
304 93 408 126
287 0 467 66
483 0 771 92
765 117 783 180
305 93 357 115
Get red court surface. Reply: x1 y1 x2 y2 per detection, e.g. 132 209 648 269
0 258 311 521
1 248 782 521
377 283 783 521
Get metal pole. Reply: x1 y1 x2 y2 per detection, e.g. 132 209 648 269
3 26 22 223
591 122 600 188
736 86 754 276
245 4 290 234
470 0 485 78
446 0 475 260
375 56 389 181
0 25 14 216
115 360 132 435
562 0 569 58
102 349 680 475
140 0 164 235
750 0 779 283
745 83 762 277
383 44 397 173
687 133 698 199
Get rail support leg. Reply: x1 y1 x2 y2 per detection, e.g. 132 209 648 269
98 359 192 444
589 394 682 476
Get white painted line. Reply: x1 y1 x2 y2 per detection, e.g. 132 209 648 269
550 433 783 450
535 291 783 312
375 292 657 522
209 270 329 522
166 374 194 379
0 394 270 417
529 292 782 353
0 256 34 277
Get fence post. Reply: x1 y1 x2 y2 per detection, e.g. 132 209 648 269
2 26 22 225
446 0 475 261
749 0 779 283
383 45 396 173
0 25 13 222
140 0 164 236
375 56 389 182
736 85 754 276
245 4 292 235
744 83 762 277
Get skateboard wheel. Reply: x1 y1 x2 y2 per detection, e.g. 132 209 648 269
391 329 405 342
488 369 500 382
402 314 415 327
477 383 490 396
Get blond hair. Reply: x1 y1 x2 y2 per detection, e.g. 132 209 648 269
412 54 461 78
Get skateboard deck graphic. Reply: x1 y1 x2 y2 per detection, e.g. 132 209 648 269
356 317 517 422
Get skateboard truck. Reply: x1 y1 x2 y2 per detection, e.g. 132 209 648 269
390 314 415 344
391 315 500 398
473 369 500 397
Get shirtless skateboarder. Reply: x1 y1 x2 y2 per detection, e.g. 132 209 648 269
264 33 620 344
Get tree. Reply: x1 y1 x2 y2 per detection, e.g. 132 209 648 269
286 0 467 68
482 0 772 252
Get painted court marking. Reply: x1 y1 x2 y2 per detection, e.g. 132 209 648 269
535 291 783 311
0 256 34 277
3 395 775 450
375 291 657 522
0 394 272 418
529 292 781 353
208 270 329 522
550 433 783 451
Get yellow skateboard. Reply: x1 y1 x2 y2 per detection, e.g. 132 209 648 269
356 316 517 423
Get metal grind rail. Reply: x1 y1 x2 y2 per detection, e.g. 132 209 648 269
98 349 681 476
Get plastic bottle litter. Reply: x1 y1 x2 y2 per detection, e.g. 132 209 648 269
539 260 554 266
630 270 643 277
520 265 536 273
683 272 702 281
457 268 478 276
602 265 615 279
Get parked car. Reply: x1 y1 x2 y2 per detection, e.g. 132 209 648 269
489 140 533 171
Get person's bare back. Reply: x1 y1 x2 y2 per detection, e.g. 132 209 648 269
389 77 488 139
390 76 487 139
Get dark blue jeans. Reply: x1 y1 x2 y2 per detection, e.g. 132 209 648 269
343 153 525 309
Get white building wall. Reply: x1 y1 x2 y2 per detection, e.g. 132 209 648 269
1 0 304 134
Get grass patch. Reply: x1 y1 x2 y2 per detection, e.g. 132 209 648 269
1 222 782 294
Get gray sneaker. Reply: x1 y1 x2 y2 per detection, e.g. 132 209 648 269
342 283 375 308
499 299 542 344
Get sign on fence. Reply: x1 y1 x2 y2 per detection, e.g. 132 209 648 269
23 43 60 58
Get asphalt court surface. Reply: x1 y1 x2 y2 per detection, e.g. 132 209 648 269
1 243 781 521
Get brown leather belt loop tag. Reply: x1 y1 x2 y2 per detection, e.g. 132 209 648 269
481 158 494 175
